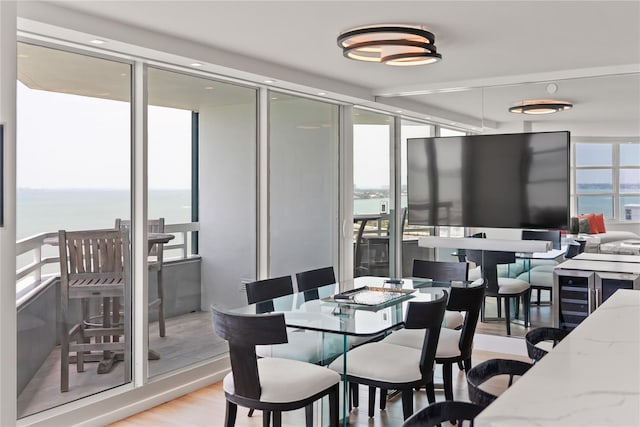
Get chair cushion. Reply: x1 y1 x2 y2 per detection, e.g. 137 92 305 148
497 261 527 278
329 342 423 383
530 264 556 273
443 310 464 329
497 278 530 294
381 328 423 349
529 259 559 269
436 328 462 358
517 269 553 288
223 357 339 403
535 340 554 353
468 266 482 281
382 328 462 359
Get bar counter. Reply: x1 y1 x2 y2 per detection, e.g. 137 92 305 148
475 289 640 426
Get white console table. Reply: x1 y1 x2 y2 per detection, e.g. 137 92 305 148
475 289 640 426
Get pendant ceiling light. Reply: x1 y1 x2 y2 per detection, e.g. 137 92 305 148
337 24 442 66
509 99 573 115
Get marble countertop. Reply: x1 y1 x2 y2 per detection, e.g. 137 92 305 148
475 289 640 426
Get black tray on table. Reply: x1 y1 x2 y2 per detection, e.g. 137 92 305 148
324 286 416 308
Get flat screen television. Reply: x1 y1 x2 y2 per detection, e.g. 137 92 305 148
407 131 570 229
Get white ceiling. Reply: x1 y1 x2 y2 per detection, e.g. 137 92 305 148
20 0 640 137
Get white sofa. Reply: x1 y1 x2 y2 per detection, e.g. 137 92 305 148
577 230 640 253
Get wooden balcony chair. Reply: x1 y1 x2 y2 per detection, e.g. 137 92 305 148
115 218 166 337
58 228 131 392
211 306 340 427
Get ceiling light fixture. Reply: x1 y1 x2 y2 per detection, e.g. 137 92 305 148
337 24 442 66
509 99 573 115
89 39 106 45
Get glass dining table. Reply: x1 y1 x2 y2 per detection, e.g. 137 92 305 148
229 276 466 426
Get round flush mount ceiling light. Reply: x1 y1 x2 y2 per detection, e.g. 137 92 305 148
337 24 442 66
509 99 573 115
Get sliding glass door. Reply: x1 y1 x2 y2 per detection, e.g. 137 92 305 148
269 92 339 279
16 42 132 416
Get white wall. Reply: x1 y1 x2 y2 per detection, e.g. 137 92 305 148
0 2 17 425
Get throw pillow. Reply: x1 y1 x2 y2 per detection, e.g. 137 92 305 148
578 218 591 234
594 213 606 234
579 214 598 234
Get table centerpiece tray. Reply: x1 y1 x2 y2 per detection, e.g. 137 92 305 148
324 286 416 308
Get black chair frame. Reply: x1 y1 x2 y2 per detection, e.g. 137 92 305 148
466 358 532 408
211 306 339 427
525 327 570 362
347 293 448 420
402 400 484 427
245 275 294 314
295 266 336 302
436 285 485 401
466 250 530 335
412 259 469 282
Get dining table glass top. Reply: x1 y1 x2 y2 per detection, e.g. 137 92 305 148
230 276 473 337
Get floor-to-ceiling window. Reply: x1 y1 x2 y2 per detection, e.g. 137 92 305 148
269 92 339 279
353 109 394 277
16 42 132 417
573 141 640 220
147 68 258 377
400 119 435 275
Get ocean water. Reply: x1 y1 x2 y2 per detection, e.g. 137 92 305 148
17 188 191 240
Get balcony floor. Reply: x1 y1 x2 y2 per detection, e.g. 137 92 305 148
18 310 227 418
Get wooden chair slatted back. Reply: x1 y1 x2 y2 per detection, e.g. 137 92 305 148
115 218 165 259
60 229 128 278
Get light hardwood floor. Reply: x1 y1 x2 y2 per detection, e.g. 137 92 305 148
109 348 531 427
19 293 550 419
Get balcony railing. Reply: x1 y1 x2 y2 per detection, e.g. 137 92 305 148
16 222 200 307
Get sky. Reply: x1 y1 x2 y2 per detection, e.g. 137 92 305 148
17 82 192 190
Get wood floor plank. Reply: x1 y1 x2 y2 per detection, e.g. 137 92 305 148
109 349 531 427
